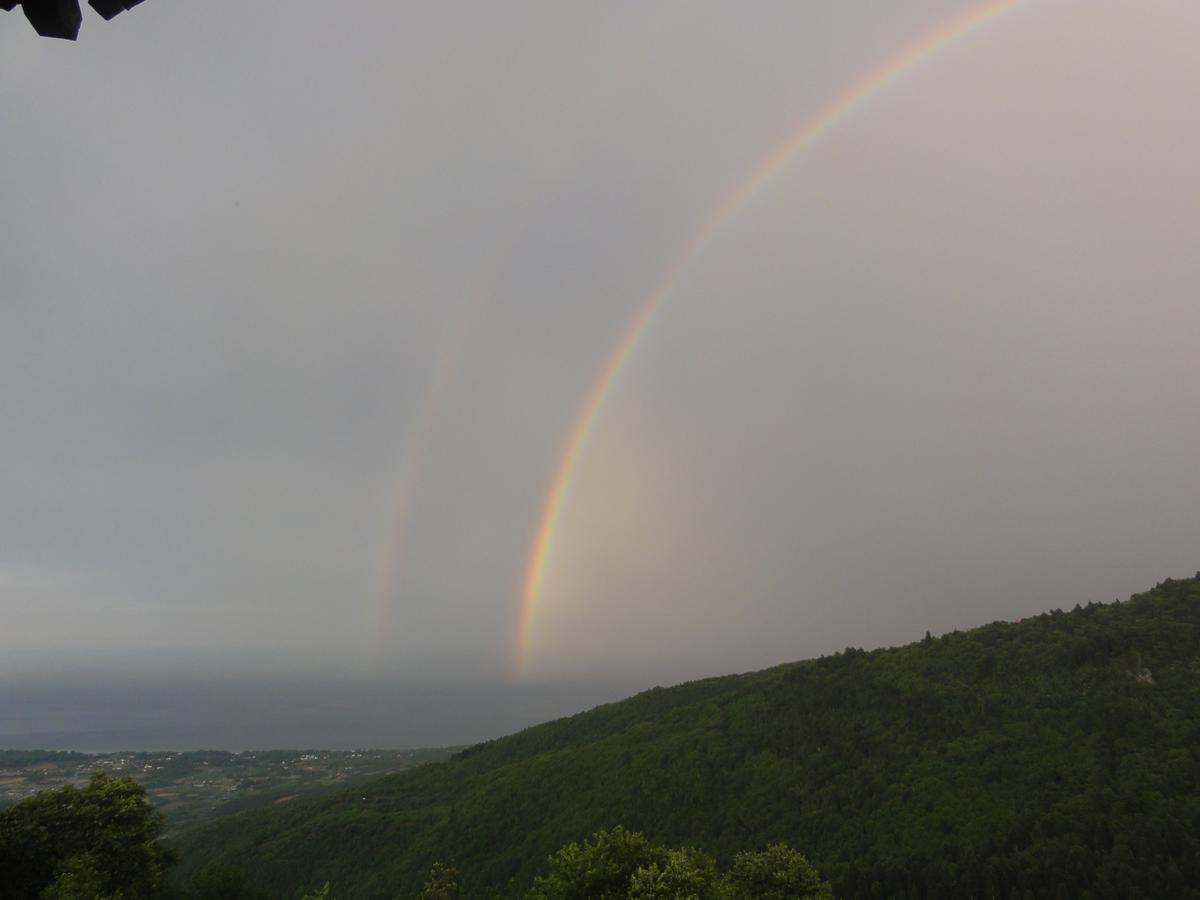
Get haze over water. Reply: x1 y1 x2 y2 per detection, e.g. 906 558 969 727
0 680 644 752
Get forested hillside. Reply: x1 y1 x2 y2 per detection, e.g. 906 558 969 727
175 575 1200 899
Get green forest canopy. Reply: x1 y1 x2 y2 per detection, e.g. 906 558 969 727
171 575 1200 899
0 776 830 899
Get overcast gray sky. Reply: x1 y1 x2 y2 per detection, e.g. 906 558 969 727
3 0 1198 689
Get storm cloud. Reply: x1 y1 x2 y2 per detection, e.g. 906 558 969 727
3 0 1198 697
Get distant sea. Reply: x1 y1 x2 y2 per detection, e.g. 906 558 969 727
0 680 641 752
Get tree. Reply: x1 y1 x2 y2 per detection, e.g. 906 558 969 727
420 861 460 899
524 828 833 900
526 827 670 900
627 847 719 899
723 844 835 900
0 772 173 900
38 855 111 900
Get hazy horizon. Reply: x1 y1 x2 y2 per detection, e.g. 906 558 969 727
2 574 1187 752
4 0 1200 741
0 678 654 752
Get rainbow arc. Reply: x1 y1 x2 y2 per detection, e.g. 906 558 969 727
514 0 1030 677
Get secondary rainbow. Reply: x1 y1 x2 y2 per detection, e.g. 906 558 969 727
369 13 686 660
372 310 471 657
514 0 1031 676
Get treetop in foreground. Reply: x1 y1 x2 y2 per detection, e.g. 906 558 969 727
0 772 172 900
525 826 833 900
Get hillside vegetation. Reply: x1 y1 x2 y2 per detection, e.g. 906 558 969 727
175 575 1200 898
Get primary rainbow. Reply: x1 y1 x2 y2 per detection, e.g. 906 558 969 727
369 13 686 661
514 0 1031 676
